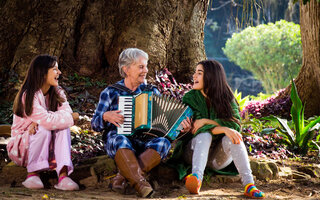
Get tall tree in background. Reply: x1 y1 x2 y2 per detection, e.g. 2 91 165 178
0 0 209 100
293 0 320 117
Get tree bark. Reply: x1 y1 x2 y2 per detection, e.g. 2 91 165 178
294 0 320 117
0 0 209 101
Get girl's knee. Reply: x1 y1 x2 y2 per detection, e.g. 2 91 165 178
195 132 212 143
222 135 232 145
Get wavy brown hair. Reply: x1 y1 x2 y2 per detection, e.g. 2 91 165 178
13 55 65 117
198 60 240 126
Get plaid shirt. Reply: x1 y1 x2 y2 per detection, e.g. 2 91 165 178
91 79 160 132
91 79 170 159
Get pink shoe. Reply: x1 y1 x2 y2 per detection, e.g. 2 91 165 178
54 176 79 191
22 175 44 189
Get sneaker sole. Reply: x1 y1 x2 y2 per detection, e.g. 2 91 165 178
244 192 265 199
185 176 200 194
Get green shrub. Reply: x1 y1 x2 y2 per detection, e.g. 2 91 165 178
264 81 320 155
223 20 302 93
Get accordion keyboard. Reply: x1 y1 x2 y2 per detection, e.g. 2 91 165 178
118 96 133 135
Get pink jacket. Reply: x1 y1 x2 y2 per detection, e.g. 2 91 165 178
7 87 74 167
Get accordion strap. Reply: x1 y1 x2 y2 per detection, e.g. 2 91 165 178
110 83 157 95
109 83 136 95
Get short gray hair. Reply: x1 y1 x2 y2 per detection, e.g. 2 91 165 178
118 48 149 77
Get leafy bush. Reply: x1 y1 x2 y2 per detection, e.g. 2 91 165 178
71 127 105 165
264 81 320 155
223 20 302 93
242 118 293 159
234 90 250 111
241 89 291 119
153 68 192 100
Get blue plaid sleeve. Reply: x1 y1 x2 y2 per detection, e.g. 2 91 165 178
152 87 160 96
91 88 113 132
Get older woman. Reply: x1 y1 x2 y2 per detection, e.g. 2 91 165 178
91 48 191 197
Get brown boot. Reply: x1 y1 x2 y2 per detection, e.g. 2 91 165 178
115 148 153 197
111 172 127 194
138 148 161 173
111 172 135 195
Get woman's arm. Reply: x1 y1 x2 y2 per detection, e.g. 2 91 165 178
211 126 242 144
192 118 220 134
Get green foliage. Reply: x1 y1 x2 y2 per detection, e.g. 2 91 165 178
249 92 273 102
242 115 278 134
223 20 302 93
265 81 320 155
0 101 13 124
234 90 250 111
68 73 106 88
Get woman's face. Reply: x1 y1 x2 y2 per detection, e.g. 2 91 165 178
124 56 148 85
45 62 61 87
193 64 204 91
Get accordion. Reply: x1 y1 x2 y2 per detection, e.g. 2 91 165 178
117 92 193 140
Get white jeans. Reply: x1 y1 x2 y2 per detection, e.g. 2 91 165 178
184 132 254 186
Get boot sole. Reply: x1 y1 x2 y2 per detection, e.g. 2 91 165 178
140 187 153 198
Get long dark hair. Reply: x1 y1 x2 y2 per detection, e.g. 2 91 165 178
198 60 240 125
13 54 65 117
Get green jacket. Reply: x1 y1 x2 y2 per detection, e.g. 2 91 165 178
182 89 241 136
167 89 241 179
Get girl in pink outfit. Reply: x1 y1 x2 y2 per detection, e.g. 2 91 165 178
7 55 79 191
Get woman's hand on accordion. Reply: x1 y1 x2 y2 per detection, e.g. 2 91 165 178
103 110 124 127
180 117 192 133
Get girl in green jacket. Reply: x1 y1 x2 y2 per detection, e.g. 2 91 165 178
182 60 265 199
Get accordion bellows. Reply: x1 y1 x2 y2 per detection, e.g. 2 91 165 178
118 92 193 140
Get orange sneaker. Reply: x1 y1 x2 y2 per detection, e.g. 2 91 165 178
244 183 265 199
185 173 202 194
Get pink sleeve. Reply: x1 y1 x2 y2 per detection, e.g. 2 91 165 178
27 93 74 130
57 88 73 113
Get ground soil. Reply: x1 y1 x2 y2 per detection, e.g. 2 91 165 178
0 171 319 200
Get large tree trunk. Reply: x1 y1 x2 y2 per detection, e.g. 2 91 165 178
0 0 208 101
294 0 320 117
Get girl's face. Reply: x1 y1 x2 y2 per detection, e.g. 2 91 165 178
45 62 61 87
193 64 204 91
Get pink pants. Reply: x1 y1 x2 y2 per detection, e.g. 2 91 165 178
27 126 73 176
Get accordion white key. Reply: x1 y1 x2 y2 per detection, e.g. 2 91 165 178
117 91 193 140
